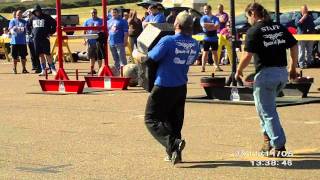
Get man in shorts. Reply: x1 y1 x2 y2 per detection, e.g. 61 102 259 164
28 5 57 76
200 5 222 72
83 8 103 74
9 10 28 74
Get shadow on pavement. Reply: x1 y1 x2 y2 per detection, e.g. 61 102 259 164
16 164 72 174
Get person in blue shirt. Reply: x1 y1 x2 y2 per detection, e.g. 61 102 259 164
142 4 166 28
9 10 29 74
200 5 222 72
133 11 200 165
107 8 128 72
83 8 104 74
295 5 315 68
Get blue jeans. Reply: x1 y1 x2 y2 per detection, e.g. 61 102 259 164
298 41 314 67
109 44 127 70
253 67 288 149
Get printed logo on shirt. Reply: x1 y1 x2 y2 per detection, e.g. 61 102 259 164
176 41 195 50
108 20 121 33
33 19 45 28
16 23 25 33
261 25 286 47
87 22 100 33
173 57 186 64
174 40 198 65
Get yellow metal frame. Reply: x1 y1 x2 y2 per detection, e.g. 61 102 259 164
0 37 11 62
51 37 74 62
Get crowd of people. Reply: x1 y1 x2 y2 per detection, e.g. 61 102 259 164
2 3 318 76
4 5 57 75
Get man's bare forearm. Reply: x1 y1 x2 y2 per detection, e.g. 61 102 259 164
203 23 219 31
289 44 298 70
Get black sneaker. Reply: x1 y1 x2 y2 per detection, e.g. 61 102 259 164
12 68 17 74
87 70 96 75
35 69 42 73
171 139 185 165
22 69 29 74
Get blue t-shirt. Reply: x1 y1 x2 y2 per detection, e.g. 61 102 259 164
144 12 166 23
294 13 315 34
107 17 128 46
200 15 220 42
83 17 103 45
9 18 27 45
148 33 200 87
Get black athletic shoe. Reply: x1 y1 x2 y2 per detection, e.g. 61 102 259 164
35 69 42 73
22 69 29 74
87 70 96 75
171 139 185 165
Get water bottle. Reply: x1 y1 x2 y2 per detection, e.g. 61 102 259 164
230 87 240 101
59 81 65 92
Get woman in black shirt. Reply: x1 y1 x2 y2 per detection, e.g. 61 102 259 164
235 3 298 157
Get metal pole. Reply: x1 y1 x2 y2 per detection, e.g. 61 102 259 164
230 0 237 86
102 0 109 66
56 0 63 69
275 0 280 23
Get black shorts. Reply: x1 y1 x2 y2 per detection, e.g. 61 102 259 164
203 41 218 51
87 43 104 60
11 44 28 59
34 38 51 55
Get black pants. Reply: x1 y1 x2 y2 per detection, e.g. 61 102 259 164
28 42 40 70
96 41 106 60
145 85 187 155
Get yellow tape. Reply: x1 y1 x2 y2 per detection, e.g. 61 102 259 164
2 34 320 44
293 34 320 41
192 34 320 41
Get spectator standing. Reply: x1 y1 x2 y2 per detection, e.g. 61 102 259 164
295 5 315 68
166 9 177 24
216 4 229 33
25 11 40 73
123 12 129 21
217 22 232 65
0 28 11 60
83 8 103 74
28 5 57 76
200 5 222 72
142 4 166 28
107 8 129 71
128 10 142 51
8 10 29 74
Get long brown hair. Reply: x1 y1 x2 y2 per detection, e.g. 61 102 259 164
245 3 271 22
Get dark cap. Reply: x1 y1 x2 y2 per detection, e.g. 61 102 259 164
32 4 42 15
